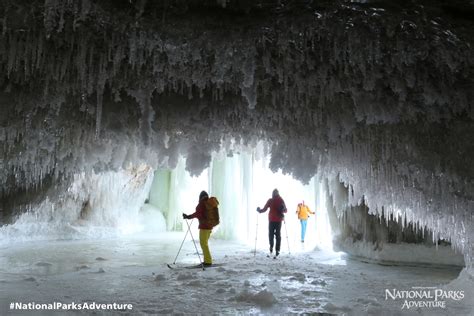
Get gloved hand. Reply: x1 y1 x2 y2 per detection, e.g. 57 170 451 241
182 213 189 219
256 207 261 213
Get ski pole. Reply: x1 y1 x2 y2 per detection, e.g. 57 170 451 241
173 218 194 264
185 218 204 270
254 210 259 257
284 219 291 254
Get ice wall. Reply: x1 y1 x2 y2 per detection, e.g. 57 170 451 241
166 158 210 230
0 165 161 244
148 153 254 240
0 1 472 266
325 178 465 266
209 154 246 239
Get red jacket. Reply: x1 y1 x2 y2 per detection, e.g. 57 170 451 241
188 198 213 230
261 196 287 222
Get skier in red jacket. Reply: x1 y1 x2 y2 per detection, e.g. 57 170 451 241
183 191 214 266
257 189 287 257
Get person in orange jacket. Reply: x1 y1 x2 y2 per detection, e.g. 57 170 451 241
183 191 214 266
296 201 315 242
257 189 287 257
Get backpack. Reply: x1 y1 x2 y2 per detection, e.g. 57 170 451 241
278 200 287 219
204 197 220 228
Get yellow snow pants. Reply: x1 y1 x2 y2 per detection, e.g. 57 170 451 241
199 229 212 264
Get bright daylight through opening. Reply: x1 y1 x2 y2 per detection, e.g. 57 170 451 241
145 153 334 253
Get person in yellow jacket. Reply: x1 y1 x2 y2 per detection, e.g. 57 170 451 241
296 201 315 242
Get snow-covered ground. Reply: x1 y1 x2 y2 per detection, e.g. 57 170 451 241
0 233 471 315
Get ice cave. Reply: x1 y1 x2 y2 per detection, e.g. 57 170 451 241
0 0 473 315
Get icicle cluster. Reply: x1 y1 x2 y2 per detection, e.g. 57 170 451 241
0 1 472 264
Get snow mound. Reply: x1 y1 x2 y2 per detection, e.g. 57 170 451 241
233 289 277 307
75 265 90 271
289 272 306 282
311 279 327 286
356 297 380 306
177 273 196 281
324 302 352 312
154 274 166 281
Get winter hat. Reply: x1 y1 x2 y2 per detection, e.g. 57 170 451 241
199 190 209 201
272 189 279 198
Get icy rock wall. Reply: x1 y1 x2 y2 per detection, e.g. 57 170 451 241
325 177 466 267
0 165 157 243
337 239 465 267
0 1 473 264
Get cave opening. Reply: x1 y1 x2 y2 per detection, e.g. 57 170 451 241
145 153 334 253
1 0 473 314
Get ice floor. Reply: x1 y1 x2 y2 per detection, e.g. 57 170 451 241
0 233 471 315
